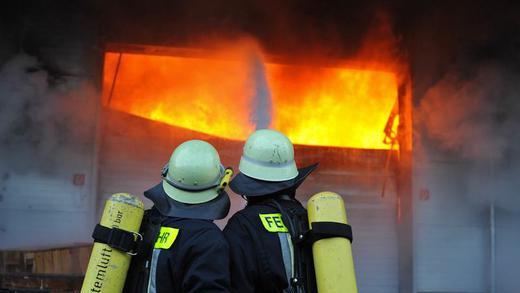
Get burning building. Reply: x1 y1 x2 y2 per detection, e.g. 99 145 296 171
95 40 411 292
1 1 519 293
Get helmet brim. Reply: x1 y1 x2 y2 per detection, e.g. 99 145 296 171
145 182 230 220
162 179 221 204
229 163 318 197
239 155 298 181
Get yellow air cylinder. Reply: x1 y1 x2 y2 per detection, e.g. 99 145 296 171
307 191 358 293
81 193 144 293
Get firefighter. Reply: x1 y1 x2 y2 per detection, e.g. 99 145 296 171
223 129 318 293
124 139 232 293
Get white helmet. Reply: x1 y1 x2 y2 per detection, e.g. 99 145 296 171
238 129 299 182
162 140 226 204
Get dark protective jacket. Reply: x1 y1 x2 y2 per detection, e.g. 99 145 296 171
223 198 314 293
146 211 230 293
125 207 230 293
124 181 231 293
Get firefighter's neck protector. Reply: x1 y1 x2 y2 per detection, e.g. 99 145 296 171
239 129 299 181
162 140 226 204
144 183 230 220
230 163 318 197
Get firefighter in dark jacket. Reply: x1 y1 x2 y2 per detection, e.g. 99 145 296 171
223 129 318 293
125 140 232 293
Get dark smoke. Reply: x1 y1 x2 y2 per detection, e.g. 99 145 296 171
418 62 520 210
418 64 512 161
0 53 97 174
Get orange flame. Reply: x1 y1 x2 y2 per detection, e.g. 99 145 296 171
103 49 398 149
266 63 397 149
104 53 256 140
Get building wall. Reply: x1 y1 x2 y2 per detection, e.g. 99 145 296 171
495 208 520 293
407 2 520 291
0 2 99 250
0 168 96 250
413 160 490 293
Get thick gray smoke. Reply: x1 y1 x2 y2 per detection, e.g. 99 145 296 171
248 51 272 129
0 53 97 175
418 63 520 210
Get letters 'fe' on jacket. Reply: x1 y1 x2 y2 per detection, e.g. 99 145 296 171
223 199 306 293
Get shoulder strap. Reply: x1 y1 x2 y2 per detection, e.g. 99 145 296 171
303 222 353 244
92 224 141 254
123 209 165 293
268 199 315 293
278 231 295 292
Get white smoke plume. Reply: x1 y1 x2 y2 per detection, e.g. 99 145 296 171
248 50 272 130
0 53 97 174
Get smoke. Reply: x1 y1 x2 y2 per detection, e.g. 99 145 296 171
211 37 273 130
418 64 512 161
248 51 272 129
417 62 520 210
0 53 97 174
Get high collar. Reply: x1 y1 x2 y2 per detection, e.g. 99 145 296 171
144 182 230 220
229 163 318 197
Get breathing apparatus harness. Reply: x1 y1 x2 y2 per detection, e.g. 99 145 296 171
91 166 233 256
266 197 353 293
91 165 233 293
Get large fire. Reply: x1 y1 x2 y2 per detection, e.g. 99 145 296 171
267 63 397 149
103 49 398 149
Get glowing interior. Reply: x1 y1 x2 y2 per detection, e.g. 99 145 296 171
103 51 398 149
